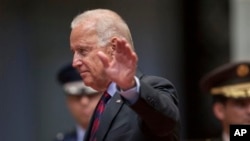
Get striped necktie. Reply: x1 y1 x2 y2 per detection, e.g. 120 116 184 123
89 91 111 141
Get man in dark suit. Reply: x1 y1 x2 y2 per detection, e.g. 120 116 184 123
69 9 180 141
199 61 250 141
54 64 102 141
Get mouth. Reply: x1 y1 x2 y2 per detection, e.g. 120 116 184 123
82 109 92 116
79 70 89 74
79 71 92 80
80 71 89 76
240 119 250 124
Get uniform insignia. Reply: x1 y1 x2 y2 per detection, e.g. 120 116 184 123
237 64 249 77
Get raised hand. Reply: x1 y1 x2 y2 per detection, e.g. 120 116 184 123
97 38 138 90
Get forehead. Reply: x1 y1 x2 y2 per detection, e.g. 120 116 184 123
70 24 98 47
227 98 250 104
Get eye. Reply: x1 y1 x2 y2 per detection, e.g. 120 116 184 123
234 100 247 108
70 48 75 54
78 48 89 56
79 48 85 54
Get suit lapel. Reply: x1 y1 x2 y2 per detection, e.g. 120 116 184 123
96 92 124 140
85 70 142 141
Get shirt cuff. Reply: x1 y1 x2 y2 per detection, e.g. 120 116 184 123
116 76 140 104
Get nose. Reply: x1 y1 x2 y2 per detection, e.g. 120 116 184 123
72 53 82 68
80 96 90 105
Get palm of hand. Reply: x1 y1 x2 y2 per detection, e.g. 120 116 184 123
98 38 138 90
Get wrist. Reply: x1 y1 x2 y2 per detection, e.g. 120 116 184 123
119 78 136 91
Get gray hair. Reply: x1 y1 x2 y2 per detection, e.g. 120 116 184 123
71 9 134 49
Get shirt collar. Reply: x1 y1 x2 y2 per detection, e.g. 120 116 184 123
76 125 85 141
222 131 229 141
107 82 116 97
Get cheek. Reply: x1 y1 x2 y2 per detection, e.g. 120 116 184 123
88 59 105 77
86 54 103 68
89 97 101 108
225 108 243 120
90 100 98 109
67 100 80 114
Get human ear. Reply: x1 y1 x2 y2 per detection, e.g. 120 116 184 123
213 102 225 120
110 37 118 50
109 37 118 56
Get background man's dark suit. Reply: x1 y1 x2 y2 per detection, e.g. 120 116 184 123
188 137 222 141
53 129 77 141
84 71 180 141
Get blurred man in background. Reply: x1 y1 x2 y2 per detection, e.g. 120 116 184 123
54 63 102 141
199 61 250 141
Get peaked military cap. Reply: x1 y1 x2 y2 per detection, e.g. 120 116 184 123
57 63 97 95
200 61 250 98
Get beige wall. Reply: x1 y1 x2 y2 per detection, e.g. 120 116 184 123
230 0 250 61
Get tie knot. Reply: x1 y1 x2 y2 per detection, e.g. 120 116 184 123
102 91 111 103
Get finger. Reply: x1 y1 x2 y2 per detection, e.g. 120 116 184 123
97 51 110 68
131 52 138 63
116 38 129 54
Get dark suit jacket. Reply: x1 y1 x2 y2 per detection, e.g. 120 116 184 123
84 71 180 141
53 129 77 141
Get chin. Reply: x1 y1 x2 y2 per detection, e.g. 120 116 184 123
82 79 93 87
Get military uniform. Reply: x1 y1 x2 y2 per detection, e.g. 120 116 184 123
200 61 250 99
198 61 250 141
54 64 99 141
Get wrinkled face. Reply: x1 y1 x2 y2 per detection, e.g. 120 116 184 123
66 93 102 128
223 98 250 124
70 24 112 91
